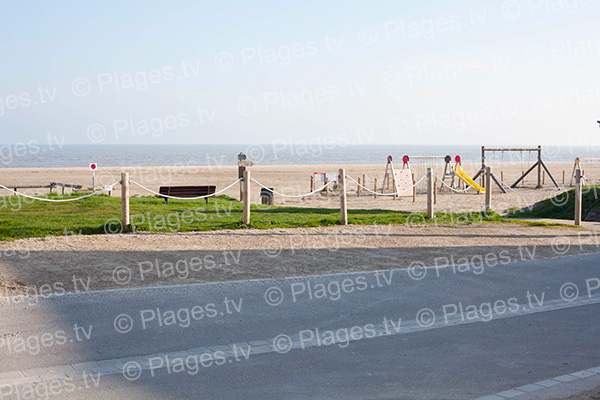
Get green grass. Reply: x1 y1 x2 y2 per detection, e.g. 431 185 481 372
507 185 600 220
0 193 505 241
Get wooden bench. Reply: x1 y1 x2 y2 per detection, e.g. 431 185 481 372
157 186 216 204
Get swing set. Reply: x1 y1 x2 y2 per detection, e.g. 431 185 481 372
472 146 558 192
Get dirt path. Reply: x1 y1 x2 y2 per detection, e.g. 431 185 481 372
0 223 598 298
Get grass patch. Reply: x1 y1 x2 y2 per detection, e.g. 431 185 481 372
0 193 505 241
507 185 600 220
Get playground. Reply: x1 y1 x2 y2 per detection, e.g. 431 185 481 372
0 146 599 295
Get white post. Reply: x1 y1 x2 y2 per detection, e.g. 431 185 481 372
485 166 492 210
243 169 251 224
121 172 129 228
340 168 348 225
427 168 433 219
575 169 582 226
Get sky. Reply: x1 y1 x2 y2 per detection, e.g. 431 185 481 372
0 0 599 146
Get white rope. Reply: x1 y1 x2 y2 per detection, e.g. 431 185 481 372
251 177 337 198
435 173 484 193
491 173 567 198
0 182 119 202
345 174 427 196
130 179 241 199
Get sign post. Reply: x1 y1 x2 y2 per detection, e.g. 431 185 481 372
89 163 97 190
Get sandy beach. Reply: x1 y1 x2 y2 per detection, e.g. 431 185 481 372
0 161 591 214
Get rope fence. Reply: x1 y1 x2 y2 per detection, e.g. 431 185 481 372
0 165 588 228
251 177 337 198
345 174 427 196
130 179 241 199
0 182 120 202
434 173 484 193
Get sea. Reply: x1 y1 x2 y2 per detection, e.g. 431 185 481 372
0 144 598 168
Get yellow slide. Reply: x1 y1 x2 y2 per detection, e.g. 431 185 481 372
452 165 485 194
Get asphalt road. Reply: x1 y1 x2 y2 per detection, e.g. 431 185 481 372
1 252 600 399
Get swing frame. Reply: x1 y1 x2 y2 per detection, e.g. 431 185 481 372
472 146 558 190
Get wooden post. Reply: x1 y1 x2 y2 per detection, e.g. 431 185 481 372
310 175 314 193
357 178 361 197
392 179 397 200
243 169 251 224
575 169 582 226
563 170 565 184
481 146 486 189
501 171 504 182
374 178 377 199
412 173 416 203
363 174 366 192
537 146 542 188
238 165 246 201
433 176 437 204
427 168 433 219
542 170 545 185
485 167 492 210
121 172 130 228
339 168 348 225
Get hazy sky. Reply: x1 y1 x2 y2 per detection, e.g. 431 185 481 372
0 0 599 146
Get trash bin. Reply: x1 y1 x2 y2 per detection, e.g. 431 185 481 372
260 188 274 206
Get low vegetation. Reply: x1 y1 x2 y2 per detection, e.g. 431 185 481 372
507 185 600 220
0 193 506 241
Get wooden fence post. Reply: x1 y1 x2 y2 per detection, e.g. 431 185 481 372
238 165 245 201
340 168 348 225
121 172 130 228
542 170 546 185
310 175 314 193
575 168 582 226
433 176 438 205
562 170 565 184
357 178 361 197
485 167 492 210
412 173 416 203
243 169 251 224
427 168 433 219
374 179 377 199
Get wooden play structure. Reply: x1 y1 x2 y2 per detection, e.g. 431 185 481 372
472 146 558 191
382 155 412 197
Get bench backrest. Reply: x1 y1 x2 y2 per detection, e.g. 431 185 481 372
159 186 216 197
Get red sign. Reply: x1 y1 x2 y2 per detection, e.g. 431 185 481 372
89 163 97 171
